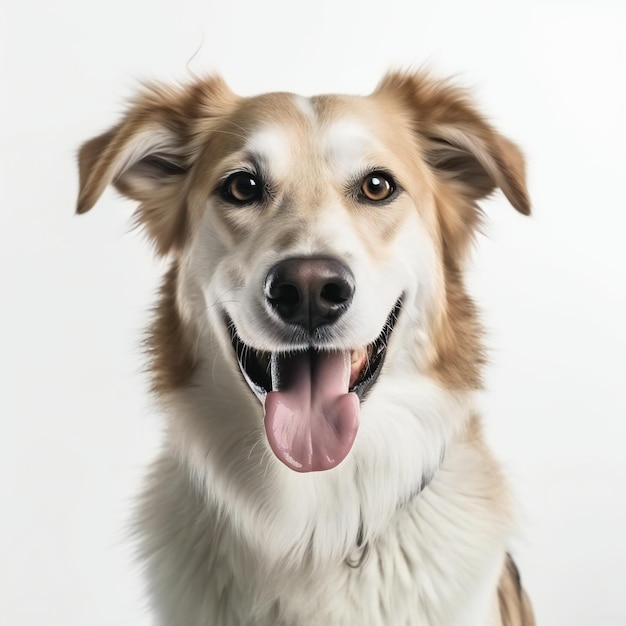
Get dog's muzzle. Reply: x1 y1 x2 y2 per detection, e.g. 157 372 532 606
228 257 402 474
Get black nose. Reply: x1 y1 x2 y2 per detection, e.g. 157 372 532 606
264 257 355 331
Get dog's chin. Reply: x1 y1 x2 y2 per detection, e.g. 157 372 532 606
225 298 403 473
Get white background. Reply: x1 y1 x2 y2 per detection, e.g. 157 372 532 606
2 1 625 624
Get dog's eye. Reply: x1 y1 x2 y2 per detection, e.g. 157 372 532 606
360 172 395 202
221 172 263 205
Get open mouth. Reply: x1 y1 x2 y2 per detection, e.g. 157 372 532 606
227 297 403 473
228 298 403 402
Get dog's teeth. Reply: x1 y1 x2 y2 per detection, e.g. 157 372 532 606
351 347 367 366
349 348 368 388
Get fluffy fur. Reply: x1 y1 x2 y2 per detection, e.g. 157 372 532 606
78 70 534 625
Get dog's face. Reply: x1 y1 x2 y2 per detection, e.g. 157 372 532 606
77 72 529 476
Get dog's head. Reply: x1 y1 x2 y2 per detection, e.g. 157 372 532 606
77 72 528 475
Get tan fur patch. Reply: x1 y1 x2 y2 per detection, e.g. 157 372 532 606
428 265 485 390
145 265 197 395
498 554 536 626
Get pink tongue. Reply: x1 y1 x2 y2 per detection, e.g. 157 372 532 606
263 350 360 472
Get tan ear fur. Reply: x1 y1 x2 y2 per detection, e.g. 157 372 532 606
375 71 530 216
76 75 238 255
77 126 121 214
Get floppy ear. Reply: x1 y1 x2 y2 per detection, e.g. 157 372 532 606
375 71 529 267
376 71 530 217
76 76 237 255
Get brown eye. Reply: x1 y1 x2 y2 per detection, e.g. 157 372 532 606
221 172 262 205
360 171 395 202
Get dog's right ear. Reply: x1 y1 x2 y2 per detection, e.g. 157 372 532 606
76 76 237 255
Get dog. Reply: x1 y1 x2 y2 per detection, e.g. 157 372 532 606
77 70 535 625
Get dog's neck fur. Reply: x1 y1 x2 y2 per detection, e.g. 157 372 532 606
136 314 512 625
137 416 511 626
345 445 445 569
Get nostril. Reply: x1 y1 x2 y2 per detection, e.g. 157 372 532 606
320 282 350 305
269 283 301 320
273 285 300 304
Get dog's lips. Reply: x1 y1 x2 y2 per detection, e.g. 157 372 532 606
227 298 402 472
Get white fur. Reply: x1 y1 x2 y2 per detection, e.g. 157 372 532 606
112 127 177 179
293 94 317 124
322 118 383 180
244 126 293 179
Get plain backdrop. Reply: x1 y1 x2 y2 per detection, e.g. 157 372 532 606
2 1 625 624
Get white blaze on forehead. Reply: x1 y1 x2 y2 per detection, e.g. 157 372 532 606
244 125 292 178
322 119 382 179
293 95 317 124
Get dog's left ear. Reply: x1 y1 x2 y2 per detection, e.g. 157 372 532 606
77 76 237 255
376 71 530 216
